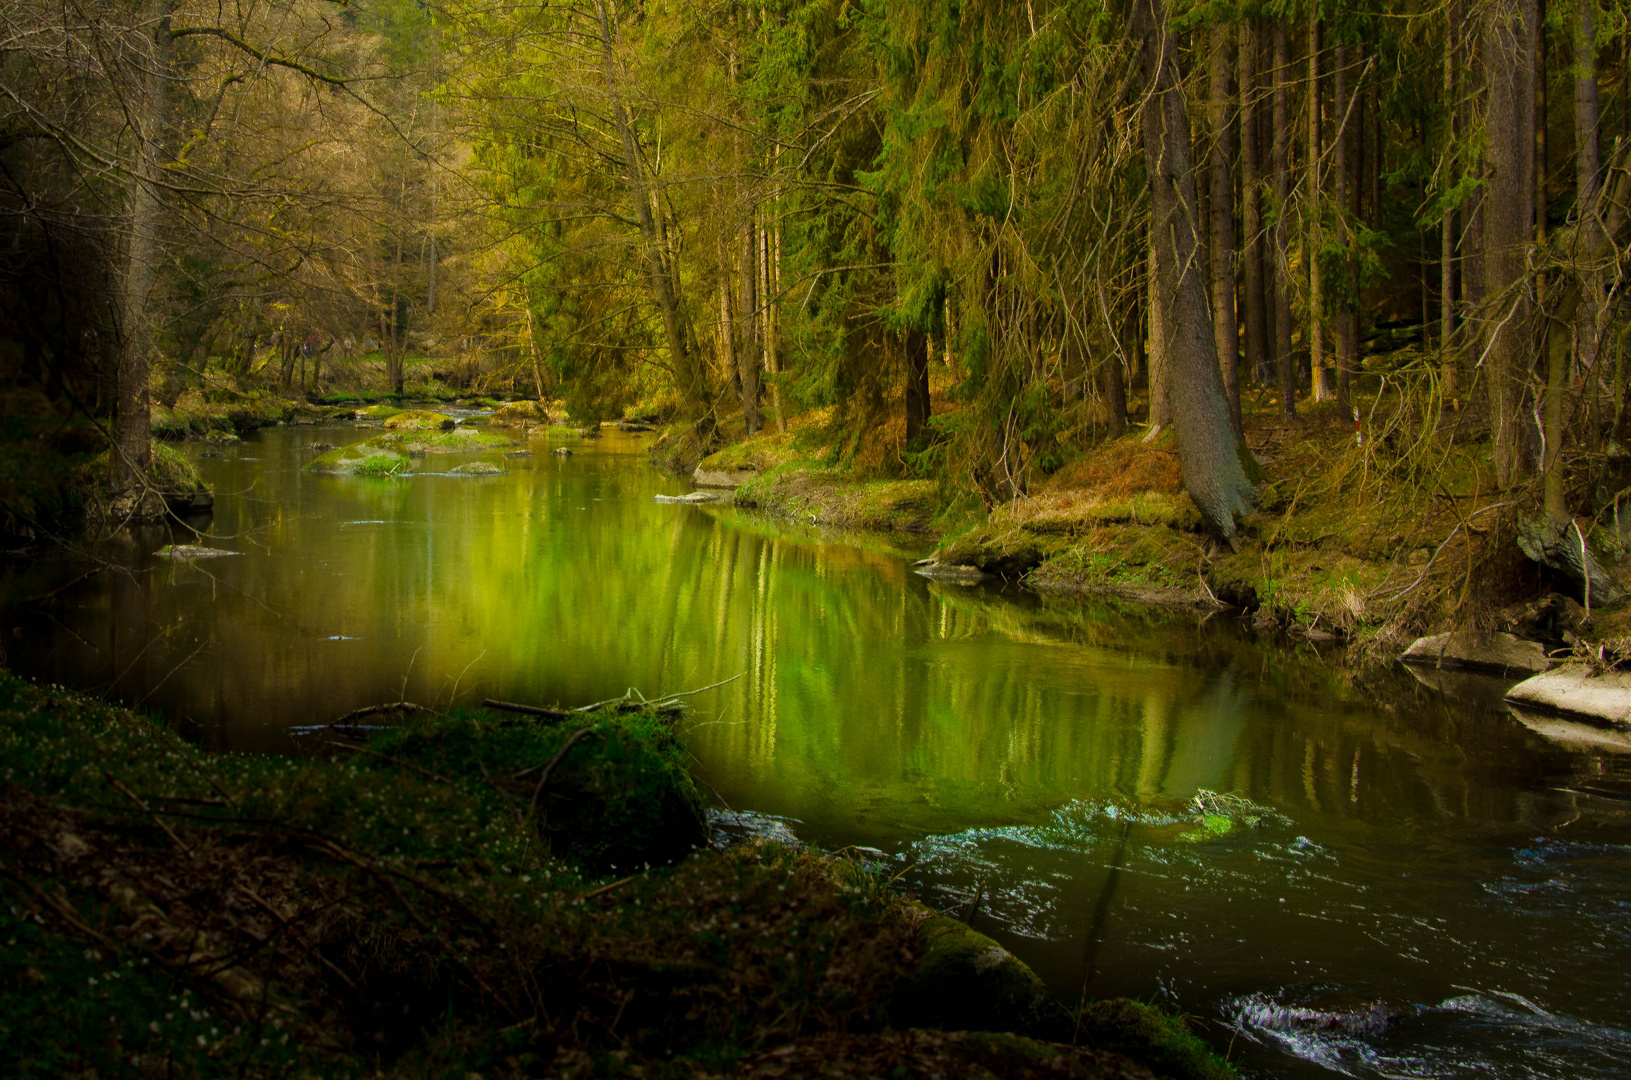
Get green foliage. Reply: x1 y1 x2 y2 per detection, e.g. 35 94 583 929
355 453 407 476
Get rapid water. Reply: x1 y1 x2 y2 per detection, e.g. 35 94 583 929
2 417 1627 1078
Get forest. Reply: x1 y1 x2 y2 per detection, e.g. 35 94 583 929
3 1 1631 1077
4 0 1631 645
0 0 1627 593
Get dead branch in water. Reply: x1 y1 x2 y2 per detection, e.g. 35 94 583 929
331 701 429 724
485 672 745 722
483 699 572 719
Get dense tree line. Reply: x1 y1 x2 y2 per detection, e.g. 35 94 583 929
4 0 1630 541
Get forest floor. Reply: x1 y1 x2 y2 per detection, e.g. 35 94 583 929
687 382 1631 669
0 670 1233 1080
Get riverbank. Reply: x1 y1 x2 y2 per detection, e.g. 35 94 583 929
0 670 1233 1079
678 395 1631 669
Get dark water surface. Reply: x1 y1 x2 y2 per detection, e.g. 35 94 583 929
3 419 1629 1079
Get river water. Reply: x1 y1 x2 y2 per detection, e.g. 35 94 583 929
2 418 1629 1079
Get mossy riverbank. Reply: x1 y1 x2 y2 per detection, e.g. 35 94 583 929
686 395 1631 667
0 672 1234 1079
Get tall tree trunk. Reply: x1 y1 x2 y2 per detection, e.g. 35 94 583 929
1483 0 1538 489
1334 41 1356 409
739 219 763 435
115 7 172 488
1106 302 1130 438
1307 13 1328 402
1575 0 1605 370
1210 21 1242 432
1133 0 1257 540
1146 242 1171 430
905 328 930 446
1240 18 1270 387
1272 18 1296 419
1442 0 1461 391
594 0 707 417
718 270 738 395
1536 3 1549 251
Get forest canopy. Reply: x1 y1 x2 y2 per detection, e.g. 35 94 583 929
2 0 1629 544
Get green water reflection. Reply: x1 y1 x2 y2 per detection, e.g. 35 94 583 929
3 421 1629 1079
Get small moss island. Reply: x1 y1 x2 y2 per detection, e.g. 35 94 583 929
307 422 514 477
0 671 1235 1079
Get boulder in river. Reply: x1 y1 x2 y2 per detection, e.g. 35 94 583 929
554 447 572 456
692 465 759 489
448 461 504 476
891 906 1069 1040
1504 665 1631 728
654 491 717 504
912 559 992 584
488 400 559 428
382 409 456 432
1399 631 1553 676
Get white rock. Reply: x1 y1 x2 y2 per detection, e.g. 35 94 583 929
1399 631 1553 676
653 491 718 504
1505 666 1631 728
692 466 759 489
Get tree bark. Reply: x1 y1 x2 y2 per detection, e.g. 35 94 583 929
1483 0 1537 489
1307 13 1328 402
905 327 930 446
1575 0 1605 370
1272 18 1296 418
1334 41 1355 409
594 0 707 417
1442 0 1460 390
1133 0 1257 540
1240 18 1269 387
739 219 763 435
1146 242 1170 429
115 7 172 488
1210 21 1241 432
1104 310 1129 438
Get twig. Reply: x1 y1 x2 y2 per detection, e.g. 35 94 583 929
483 699 572 719
18 566 105 605
322 740 453 785
104 771 191 852
528 728 597 812
0 866 116 949
581 875 636 900
330 701 428 725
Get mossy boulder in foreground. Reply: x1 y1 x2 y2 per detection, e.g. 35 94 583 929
893 909 1072 1039
0 673 1235 1079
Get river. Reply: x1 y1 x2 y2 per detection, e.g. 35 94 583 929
2 417 1628 1079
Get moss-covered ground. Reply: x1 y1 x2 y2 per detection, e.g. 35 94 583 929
0 672 1236 1079
692 381 1630 664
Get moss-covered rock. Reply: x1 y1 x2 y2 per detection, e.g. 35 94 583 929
1075 999 1236 1080
354 403 403 420
374 710 708 876
447 460 504 476
936 532 1045 579
488 400 557 428
306 437 412 475
382 409 455 432
892 908 1072 1040
736 465 940 533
